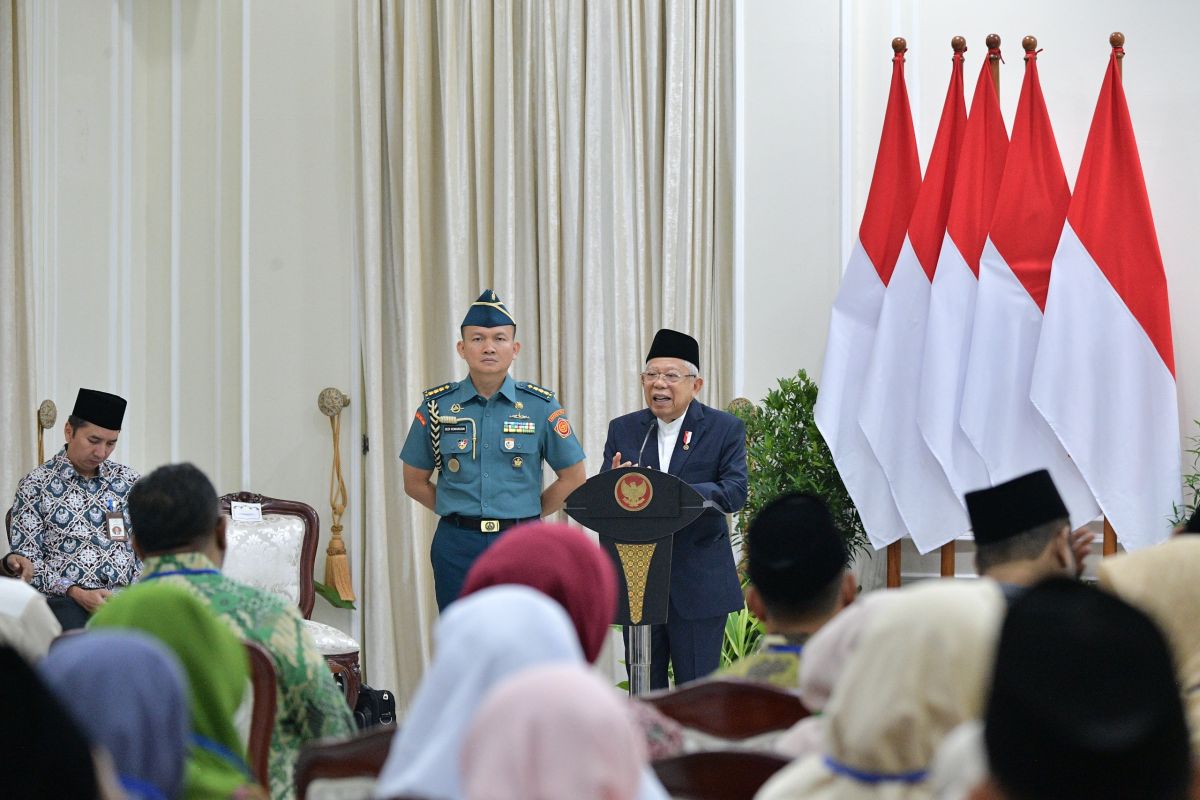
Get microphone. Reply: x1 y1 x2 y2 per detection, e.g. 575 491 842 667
634 424 655 469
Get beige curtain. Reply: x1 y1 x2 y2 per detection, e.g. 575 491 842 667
355 0 733 704
1 0 36 534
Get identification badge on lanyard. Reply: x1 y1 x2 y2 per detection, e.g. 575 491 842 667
106 511 128 542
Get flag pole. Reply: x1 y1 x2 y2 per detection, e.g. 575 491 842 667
1101 31 1126 558
940 35 969 580
886 36 909 590
986 33 1002 96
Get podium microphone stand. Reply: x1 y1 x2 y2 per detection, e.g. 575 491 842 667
564 467 708 695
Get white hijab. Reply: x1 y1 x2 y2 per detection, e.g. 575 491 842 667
374 585 584 800
775 589 898 759
756 579 1005 800
0 576 60 661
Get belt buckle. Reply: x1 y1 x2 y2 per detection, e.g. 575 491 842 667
480 519 501 533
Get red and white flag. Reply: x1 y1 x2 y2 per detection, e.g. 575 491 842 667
918 55 1008 506
959 48 1099 527
859 49 968 553
1031 49 1179 549
815 47 921 549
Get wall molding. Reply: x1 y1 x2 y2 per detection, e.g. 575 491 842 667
240 0 252 487
170 0 182 460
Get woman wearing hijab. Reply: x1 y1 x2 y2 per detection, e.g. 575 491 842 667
41 630 190 800
459 521 684 760
89 581 267 800
459 521 617 662
774 590 897 760
756 579 1005 800
1099 533 1200 757
373 585 585 800
0 644 118 799
461 664 648 800
0 575 61 660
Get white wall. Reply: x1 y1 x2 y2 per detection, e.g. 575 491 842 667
26 0 361 637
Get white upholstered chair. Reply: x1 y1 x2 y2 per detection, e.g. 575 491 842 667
219 492 362 707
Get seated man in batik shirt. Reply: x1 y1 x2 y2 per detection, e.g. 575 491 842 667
5 389 140 630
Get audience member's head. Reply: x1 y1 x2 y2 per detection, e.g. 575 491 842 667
0 644 108 798
746 492 854 633
375 585 584 800
41 630 189 800
90 581 260 799
127 462 225 562
1183 506 1200 534
757 579 1005 800
462 664 647 800
775 590 898 760
966 470 1073 586
980 578 1190 800
460 521 618 663
0 575 61 660
1099 536 1200 758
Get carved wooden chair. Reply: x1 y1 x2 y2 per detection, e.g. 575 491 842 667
643 679 810 740
219 492 362 708
652 751 791 800
293 725 397 800
242 639 278 788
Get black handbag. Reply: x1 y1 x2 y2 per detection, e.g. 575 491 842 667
353 684 396 729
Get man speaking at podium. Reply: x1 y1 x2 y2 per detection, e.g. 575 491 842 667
603 329 747 688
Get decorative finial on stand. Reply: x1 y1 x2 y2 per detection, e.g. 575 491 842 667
36 400 57 464
317 387 355 604
1023 35 1038 54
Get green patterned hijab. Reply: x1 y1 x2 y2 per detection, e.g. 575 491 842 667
90 581 262 800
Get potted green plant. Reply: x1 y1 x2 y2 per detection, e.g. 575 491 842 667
718 369 869 667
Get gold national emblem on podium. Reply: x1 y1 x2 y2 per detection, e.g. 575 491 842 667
614 472 653 512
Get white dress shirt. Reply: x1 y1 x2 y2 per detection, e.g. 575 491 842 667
656 408 688 471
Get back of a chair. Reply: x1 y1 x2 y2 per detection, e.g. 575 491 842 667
652 751 790 800
242 640 278 789
220 492 318 619
643 679 810 739
294 725 397 800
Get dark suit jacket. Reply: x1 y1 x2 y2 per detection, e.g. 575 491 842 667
602 399 747 620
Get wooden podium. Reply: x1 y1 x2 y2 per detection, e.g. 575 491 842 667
564 467 708 694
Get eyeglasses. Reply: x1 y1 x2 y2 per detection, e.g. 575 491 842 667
641 371 697 385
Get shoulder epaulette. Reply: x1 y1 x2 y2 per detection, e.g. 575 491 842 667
517 381 555 400
423 382 454 400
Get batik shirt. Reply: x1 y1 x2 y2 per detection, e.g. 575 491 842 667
10 447 141 595
139 552 356 800
717 632 810 690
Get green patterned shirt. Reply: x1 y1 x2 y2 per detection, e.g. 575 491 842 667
717 632 809 690
140 552 356 800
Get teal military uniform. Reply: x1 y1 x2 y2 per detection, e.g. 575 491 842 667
401 375 586 609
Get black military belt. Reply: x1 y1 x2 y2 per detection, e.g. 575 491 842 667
442 514 538 533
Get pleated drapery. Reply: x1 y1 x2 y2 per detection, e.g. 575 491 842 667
354 0 733 704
